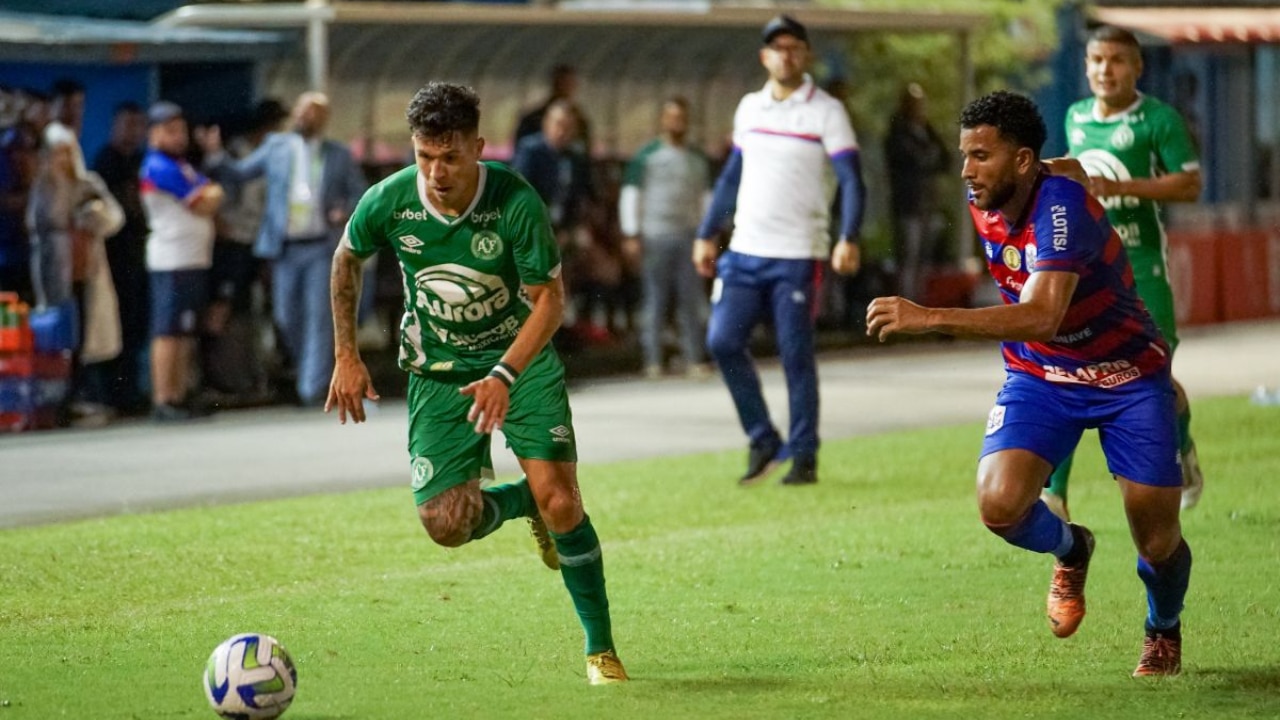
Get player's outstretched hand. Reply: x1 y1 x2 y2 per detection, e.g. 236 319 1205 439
692 238 719 278
460 377 510 435
326 355 380 424
866 296 929 342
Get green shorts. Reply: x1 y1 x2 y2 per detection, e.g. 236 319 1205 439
406 347 577 505
1132 259 1179 353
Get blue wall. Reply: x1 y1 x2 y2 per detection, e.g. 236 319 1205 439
0 63 152 167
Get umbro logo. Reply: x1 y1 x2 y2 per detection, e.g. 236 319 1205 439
399 235 423 254
550 425 572 443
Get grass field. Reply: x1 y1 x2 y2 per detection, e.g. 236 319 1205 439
2 395 1278 719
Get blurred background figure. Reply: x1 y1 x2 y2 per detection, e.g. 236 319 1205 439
26 122 124 426
619 96 711 379
514 64 591 152
92 101 151 416
512 100 615 342
141 101 223 422
0 89 44 300
202 91 367 408
884 83 949 302
48 79 86 139
204 98 289 406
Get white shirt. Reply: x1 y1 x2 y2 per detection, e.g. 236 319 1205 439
729 75 858 259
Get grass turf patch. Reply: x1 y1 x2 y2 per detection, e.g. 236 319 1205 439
1 396 1277 719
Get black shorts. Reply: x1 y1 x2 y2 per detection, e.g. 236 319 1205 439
150 269 209 337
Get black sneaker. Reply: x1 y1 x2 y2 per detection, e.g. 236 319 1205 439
780 455 818 485
739 436 783 486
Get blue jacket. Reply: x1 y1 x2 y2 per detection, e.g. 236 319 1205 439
207 132 367 259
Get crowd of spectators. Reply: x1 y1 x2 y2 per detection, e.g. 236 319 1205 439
0 68 955 430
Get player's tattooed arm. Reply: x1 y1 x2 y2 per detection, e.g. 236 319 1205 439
327 241 379 423
331 241 364 358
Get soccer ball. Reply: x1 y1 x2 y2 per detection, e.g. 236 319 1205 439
202 633 298 719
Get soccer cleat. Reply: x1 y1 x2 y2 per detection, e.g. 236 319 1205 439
1180 443 1204 511
1133 628 1182 677
528 516 559 571
586 649 629 685
739 436 783 486
1047 524 1095 638
780 455 817 485
1040 490 1070 522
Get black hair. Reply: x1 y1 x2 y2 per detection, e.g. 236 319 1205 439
959 90 1047 158
113 100 144 116
406 82 480 140
52 79 85 98
1088 25 1142 52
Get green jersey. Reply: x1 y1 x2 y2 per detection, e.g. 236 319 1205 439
344 161 560 377
1064 94 1199 273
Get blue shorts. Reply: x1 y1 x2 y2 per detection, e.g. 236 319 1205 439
150 269 209 337
980 371 1181 487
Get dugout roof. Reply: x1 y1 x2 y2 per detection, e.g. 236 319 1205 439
0 10 286 63
153 1 986 160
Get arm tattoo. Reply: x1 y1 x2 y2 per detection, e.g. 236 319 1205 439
331 244 364 357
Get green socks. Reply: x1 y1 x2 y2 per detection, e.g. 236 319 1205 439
552 515 614 655
469 477 536 542
1046 451 1074 501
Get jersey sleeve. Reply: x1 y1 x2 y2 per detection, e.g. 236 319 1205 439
505 182 561 286
1030 178 1101 275
622 141 655 188
342 184 387 259
822 100 858 156
143 155 205 203
1152 104 1200 174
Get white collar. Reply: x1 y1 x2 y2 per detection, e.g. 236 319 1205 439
1091 92 1144 123
416 162 488 225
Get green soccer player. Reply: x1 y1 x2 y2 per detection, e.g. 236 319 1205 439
326 82 627 685
1046 25 1204 520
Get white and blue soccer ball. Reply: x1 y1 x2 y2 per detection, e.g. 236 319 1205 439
203 633 298 720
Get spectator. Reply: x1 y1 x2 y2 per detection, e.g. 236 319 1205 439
513 64 591 152
140 101 224 422
0 94 42 300
619 96 712 378
884 83 949 302
512 101 614 337
201 92 367 408
91 101 151 415
203 99 288 404
27 122 124 425
49 79 86 138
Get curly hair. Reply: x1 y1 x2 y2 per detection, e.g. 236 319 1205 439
406 82 480 140
959 90 1046 159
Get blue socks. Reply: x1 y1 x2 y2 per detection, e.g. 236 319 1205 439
1138 539 1192 631
986 500 1074 557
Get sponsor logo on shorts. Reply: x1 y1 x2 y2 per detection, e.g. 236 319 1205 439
1024 243 1037 272
1042 359 1142 388
428 361 454 372
410 456 434 491
550 425 572 443
985 405 1006 436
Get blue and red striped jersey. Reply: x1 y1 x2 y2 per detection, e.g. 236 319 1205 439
970 172 1170 389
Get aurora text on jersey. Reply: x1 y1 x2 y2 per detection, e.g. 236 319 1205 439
973 173 1170 388
343 162 561 376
